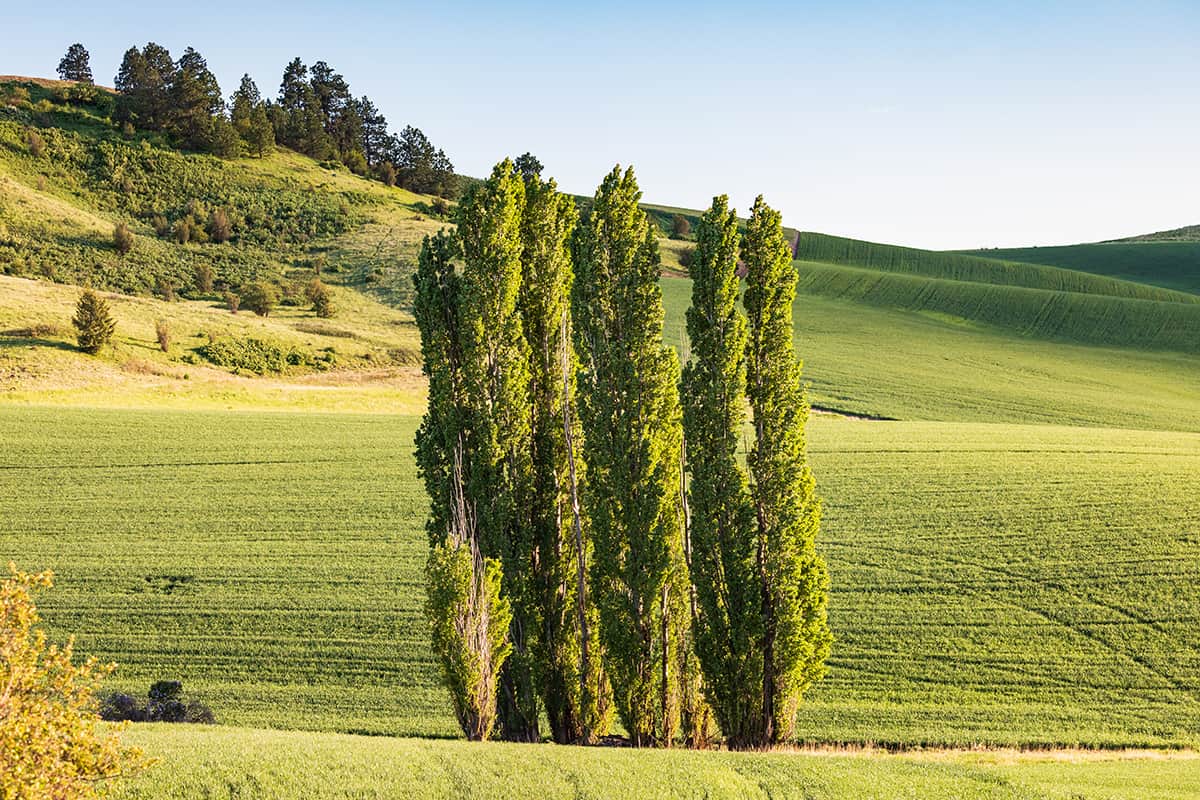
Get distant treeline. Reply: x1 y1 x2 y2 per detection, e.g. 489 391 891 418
56 42 457 197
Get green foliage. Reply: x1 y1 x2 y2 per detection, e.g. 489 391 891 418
57 43 94 84
518 173 611 743
0 116 365 296
572 166 689 746
239 281 280 316
307 279 335 318
72 289 116 353
452 160 537 740
197 336 316 374
207 208 231 244
742 197 831 743
413 226 517 741
424 541 513 741
680 196 763 747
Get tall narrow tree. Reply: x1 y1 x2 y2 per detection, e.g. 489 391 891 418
742 196 832 744
518 168 611 743
414 229 513 741
572 165 688 746
455 160 538 741
680 196 765 746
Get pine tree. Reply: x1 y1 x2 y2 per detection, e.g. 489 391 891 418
231 75 274 157
169 48 223 151
572 166 689 746
455 160 538 741
519 173 611 743
114 43 175 130
57 44 93 84
680 196 765 746
73 290 116 354
742 196 832 744
414 229 513 741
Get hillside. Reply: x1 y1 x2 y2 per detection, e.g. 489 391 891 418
958 240 1200 296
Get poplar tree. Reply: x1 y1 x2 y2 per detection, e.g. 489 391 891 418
572 166 688 746
455 160 538 741
679 196 764 747
742 196 832 744
518 169 610 743
414 229 513 741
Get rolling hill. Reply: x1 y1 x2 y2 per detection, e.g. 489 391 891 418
958 237 1200 296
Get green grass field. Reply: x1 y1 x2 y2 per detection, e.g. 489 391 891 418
102 725 1200 800
5 406 1198 749
958 241 1200 296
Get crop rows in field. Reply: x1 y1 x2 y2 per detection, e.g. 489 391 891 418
796 233 1199 304
791 261 1200 353
658 277 1200 431
959 241 1200 296
3 407 1198 746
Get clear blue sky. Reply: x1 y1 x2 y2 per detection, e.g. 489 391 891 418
5 1 1197 249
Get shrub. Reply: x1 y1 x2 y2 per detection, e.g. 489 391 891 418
223 290 240 314
678 245 696 270
195 263 214 294
198 336 314 374
157 279 176 302
173 218 191 244
376 161 397 187
152 215 170 237
671 213 691 239
307 279 335 318
431 197 451 218
72 290 116 353
120 120 135 138
1 565 151 798
98 681 215 725
240 281 280 317
113 223 135 256
208 208 232 244
26 129 45 157
155 319 171 352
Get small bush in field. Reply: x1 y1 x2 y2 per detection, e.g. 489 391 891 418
306 279 335 318
174 219 191 244
195 263 214 294
431 197 451 218
240 281 280 317
26 129 46 157
72 290 116 354
199 336 314 374
157 279 176 303
155 319 171 352
223 290 240 314
208 209 232 244
113 223 134 256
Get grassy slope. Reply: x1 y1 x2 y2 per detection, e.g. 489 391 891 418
958 242 1200 296
107 725 1200 800
797 232 1199 304
7 407 1199 749
660 277 1200 431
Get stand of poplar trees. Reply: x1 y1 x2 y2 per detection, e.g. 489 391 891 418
414 159 830 749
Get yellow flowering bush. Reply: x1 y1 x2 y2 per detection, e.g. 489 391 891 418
1 563 149 799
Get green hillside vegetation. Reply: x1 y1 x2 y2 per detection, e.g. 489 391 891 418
797 233 1198 304
108 726 1200 800
960 241 1200 296
6 406 1198 749
790 260 1200 353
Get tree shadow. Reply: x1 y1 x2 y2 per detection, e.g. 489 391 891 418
0 333 78 353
